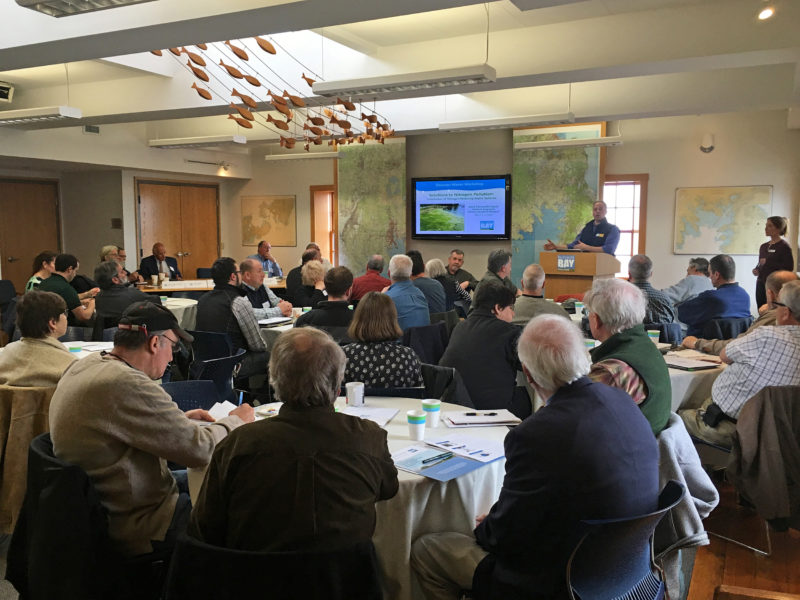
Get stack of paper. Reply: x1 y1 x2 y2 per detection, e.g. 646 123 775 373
392 444 499 482
442 409 521 428
425 433 505 463
664 356 720 371
258 317 293 327
340 406 399 427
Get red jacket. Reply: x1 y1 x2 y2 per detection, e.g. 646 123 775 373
350 269 391 301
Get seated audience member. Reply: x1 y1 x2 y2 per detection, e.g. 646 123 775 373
343 292 423 388
350 254 391 301
39 253 97 326
677 254 751 337
139 242 182 281
99 245 119 263
49 302 253 557
683 270 798 355
26 251 57 292
115 247 141 283
408 250 446 314
239 258 292 319
384 254 430 331
679 280 800 448
474 249 519 298
628 254 676 325
0 291 75 386
511 264 570 326
189 327 398 550
305 242 332 272
426 258 471 312
285 248 320 305
446 248 478 292
661 257 714 306
295 260 327 308
439 280 529 418
196 257 270 380
94 261 160 322
584 278 671 435
247 240 283 277
411 314 659 600
295 266 354 342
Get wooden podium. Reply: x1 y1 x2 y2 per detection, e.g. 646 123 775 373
539 251 621 299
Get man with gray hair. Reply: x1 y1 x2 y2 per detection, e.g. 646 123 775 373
475 249 519 299
94 260 160 322
189 327 398 551
679 279 800 448
628 254 676 324
661 257 713 306
350 254 391 301
584 278 671 434
411 314 659 600
385 253 430 331
511 263 570 326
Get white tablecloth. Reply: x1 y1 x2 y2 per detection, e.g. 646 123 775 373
163 297 198 331
187 396 509 600
259 323 293 349
668 365 725 411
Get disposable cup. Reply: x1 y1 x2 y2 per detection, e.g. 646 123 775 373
421 399 441 428
407 410 426 441
150 275 158 286
647 330 660 344
345 381 365 407
291 307 302 318
584 339 596 350
302 306 312 313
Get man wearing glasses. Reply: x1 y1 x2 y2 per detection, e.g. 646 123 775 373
49 302 254 561
679 279 800 448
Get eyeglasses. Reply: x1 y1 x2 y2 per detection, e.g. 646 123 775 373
159 333 180 351
774 301 792 313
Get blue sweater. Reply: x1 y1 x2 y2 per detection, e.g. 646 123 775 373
677 282 751 337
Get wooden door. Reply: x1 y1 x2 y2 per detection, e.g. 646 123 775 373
179 186 219 278
0 179 60 293
310 185 337 266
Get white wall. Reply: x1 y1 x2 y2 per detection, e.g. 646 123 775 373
606 110 800 311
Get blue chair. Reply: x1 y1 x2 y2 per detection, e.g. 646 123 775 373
188 330 234 361
162 380 221 411
190 348 246 403
566 480 685 600
58 326 90 342
701 317 752 341
101 327 118 342
644 322 683 344
196 268 213 279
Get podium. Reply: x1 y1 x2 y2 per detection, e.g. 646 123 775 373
539 251 621 299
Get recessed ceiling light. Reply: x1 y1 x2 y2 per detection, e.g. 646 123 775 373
758 5 775 19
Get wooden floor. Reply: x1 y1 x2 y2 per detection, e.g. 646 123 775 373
688 480 800 599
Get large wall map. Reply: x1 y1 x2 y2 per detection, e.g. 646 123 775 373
241 194 297 247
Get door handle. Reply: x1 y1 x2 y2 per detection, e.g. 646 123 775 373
183 252 191 257
7 256 20 262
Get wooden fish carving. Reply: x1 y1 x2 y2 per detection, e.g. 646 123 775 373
274 102 292 119
255 36 277 55
267 114 290 131
225 40 249 61
150 49 163 56
168 48 181 56
229 103 254 121
283 90 306 108
182 48 206 67
337 97 356 112
308 116 325 126
301 73 316 87
303 124 323 136
268 90 287 106
219 60 244 79
232 88 257 109
187 61 209 82
196 43 208 50
244 75 261 87
191 82 212 100
228 114 253 129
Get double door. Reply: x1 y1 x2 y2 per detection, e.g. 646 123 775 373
137 181 219 279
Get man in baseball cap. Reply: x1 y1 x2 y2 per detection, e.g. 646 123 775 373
49 301 253 565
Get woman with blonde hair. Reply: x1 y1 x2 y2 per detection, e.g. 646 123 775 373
344 292 423 388
753 216 794 307
294 259 326 308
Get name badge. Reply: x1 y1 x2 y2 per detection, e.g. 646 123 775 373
558 255 576 271
768 249 775 253
596 233 605 238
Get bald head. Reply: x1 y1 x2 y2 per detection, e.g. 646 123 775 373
521 264 546 293
152 243 166 262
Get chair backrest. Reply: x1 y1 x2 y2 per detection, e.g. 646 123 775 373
196 268 213 279
59 326 90 342
188 330 234 362
701 317 753 340
162 380 222 412
164 534 383 600
567 480 685 600
1 294 19 337
644 322 683 344
420 363 475 408
430 309 460 338
401 321 448 365
172 290 206 300
91 314 120 341
190 348 246 402
0 279 16 307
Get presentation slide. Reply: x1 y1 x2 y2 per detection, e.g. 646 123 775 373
414 178 507 236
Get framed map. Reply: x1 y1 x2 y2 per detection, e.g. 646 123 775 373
673 186 772 255
241 195 296 247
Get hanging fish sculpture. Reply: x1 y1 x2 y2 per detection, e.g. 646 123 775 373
280 136 296 148
274 102 292 120
182 48 206 67
191 82 212 100
244 74 261 87
301 73 316 87
311 136 323 145
337 119 352 130
187 61 209 82
337 97 356 112
168 48 181 56
196 43 208 50
229 103 254 121
232 88 257 109
268 90 287 106
228 114 253 129
267 114 290 131
307 116 325 126
303 124 323 136
303 143 310 152
225 40 249 61
283 90 305 108
150 49 163 56
361 112 377 124
255 36 277 55
219 60 244 79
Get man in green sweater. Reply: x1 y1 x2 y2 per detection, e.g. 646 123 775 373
584 278 671 435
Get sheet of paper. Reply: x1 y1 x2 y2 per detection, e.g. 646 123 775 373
208 400 238 421
664 357 720 371
340 406 399 428
258 317 292 327
392 444 491 482
443 409 521 426
425 433 505 463
667 349 722 363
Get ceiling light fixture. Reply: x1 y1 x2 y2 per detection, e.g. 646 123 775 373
514 135 623 150
312 65 497 101
439 112 575 132
757 3 775 19
15 0 157 17
264 151 341 161
0 105 82 127
185 159 230 171
149 135 247 149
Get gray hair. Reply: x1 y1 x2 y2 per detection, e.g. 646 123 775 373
366 254 385 271
99 245 118 262
518 314 590 393
269 328 346 407
688 257 709 276
521 264 545 291
583 278 646 334
767 270 798 295
627 255 653 282
94 261 120 290
301 260 324 286
487 249 512 274
425 258 447 279
778 280 800 316
389 254 412 281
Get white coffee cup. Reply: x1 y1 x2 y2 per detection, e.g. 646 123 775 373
407 410 426 441
421 399 441 428
291 307 302 318
345 381 365 407
150 275 158 286
647 330 660 344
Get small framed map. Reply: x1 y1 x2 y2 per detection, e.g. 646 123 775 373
241 195 297 247
673 186 772 255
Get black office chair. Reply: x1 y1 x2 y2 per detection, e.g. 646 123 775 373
172 291 205 300
190 348 246 403
421 363 474 408
700 317 753 340
164 535 383 600
1 291 19 340
196 268 213 279
364 386 426 398
402 321 449 365
59 326 90 342
162 380 222 412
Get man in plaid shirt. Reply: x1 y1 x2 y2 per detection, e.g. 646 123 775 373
628 255 676 324
679 280 800 448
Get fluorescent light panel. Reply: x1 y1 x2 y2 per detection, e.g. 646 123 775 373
15 0 157 17
312 65 496 98
440 112 575 132
264 151 341 161
149 135 247 149
514 135 623 150
0 105 82 126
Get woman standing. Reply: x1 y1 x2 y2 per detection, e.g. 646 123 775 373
753 216 794 307
25 251 57 292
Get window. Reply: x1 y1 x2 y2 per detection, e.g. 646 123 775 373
603 174 648 278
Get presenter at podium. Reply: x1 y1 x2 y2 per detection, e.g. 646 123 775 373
543 200 620 256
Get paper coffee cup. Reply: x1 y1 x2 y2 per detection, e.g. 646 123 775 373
584 339 596 350
158 272 167 282
407 410 426 441
302 306 312 313
421 399 441 428
150 275 158 286
647 330 660 343
292 307 302 318
345 381 365 407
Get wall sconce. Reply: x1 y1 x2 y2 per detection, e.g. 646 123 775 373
700 133 715 153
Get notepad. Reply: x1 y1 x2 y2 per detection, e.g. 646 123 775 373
207 400 238 420
443 409 521 427
664 357 720 371
258 317 292 327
